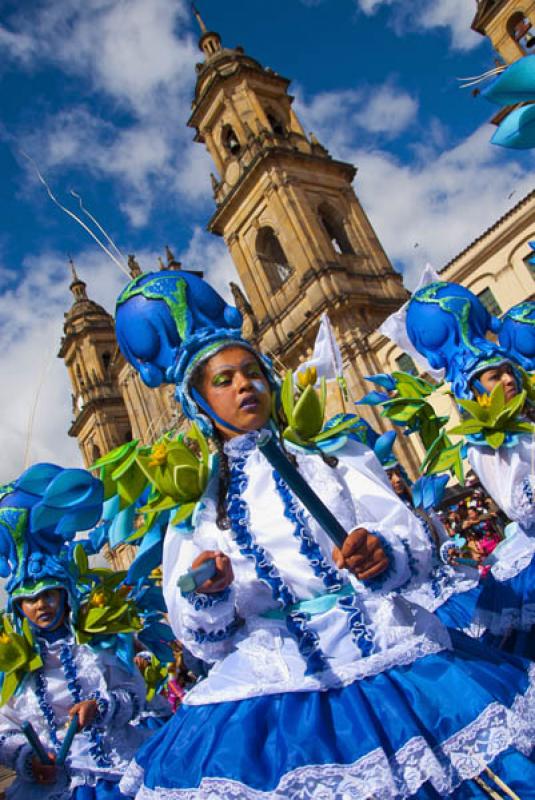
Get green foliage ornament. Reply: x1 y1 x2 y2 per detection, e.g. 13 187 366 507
92 439 150 509
280 370 363 447
135 424 211 527
448 383 534 450
141 654 169 702
0 614 42 705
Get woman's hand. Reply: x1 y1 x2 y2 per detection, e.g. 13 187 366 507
191 550 234 593
31 753 56 784
69 699 98 730
332 528 389 580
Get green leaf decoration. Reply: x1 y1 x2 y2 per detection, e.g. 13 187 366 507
280 371 295 424
74 543 89 576
171 502 197 526
485 430 505 449
292 385 324 438
312 416 365 443
392 371 435 399
381 398 423 424
0 616 42 705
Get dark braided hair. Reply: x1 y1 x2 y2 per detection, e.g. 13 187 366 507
213 428 231 530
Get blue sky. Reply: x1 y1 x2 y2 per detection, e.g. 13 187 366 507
1 0 534 481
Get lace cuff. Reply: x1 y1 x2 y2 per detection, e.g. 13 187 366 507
358 531 397 592
105 688 142 727
181 586 241 663
183 587 232 611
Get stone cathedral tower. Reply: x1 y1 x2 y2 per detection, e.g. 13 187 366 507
188 12 407 404
472 0 535 62
58 262 132 466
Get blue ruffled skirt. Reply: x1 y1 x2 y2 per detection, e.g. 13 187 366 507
435 584 484 634
474 552 535 650
73 780 129 800
123 635 535 799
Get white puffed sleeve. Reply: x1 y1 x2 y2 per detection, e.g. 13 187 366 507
467 435 534 533
333 441 434 594
162 492 241 664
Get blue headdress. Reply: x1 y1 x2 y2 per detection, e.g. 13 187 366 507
405 281 519 400
0 464 103 616
115 270 278 435
498 301 535 372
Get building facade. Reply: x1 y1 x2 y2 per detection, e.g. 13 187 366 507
58 7 535 553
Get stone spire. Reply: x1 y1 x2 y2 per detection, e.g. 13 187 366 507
128 254 142 278
192 2 222 59
165 245 182 269
69 258 88 302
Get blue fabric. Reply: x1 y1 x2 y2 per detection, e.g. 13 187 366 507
133 641 535 795
72 779 128 800
476 552 535 643
435 584 484 632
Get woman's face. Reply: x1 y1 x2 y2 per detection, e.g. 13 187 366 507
20 589 64 629
198 347 272 439
477 364 517 403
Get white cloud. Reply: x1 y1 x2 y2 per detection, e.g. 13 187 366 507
295 81 418 147
3 0 211 221
179 227 238 302
355 0 482 51
296 86 535 290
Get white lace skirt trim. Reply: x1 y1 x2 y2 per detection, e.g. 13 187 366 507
119 667 535 800
491 546 535 582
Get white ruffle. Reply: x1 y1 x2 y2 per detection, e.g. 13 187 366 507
120 666 535 800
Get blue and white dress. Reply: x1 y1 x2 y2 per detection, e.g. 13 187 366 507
0 629 161 800
121 434 535 799
467 433 535 642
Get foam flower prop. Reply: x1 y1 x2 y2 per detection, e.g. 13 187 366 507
135 424 211 527
281 371 361 446
140 654 169 702
0 614 42 705
92 440 149 510
448 383 533 449
74 546 142 644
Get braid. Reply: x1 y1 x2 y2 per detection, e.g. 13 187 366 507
213 431 231 530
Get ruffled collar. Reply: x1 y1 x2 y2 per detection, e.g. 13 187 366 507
223 431 260 460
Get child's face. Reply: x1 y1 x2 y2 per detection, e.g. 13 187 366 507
20 589 64 629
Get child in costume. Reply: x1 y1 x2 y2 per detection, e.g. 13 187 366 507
406 281 535 650
108 270 535 800
0 465 167 800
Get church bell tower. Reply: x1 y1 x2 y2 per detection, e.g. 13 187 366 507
58 262 132 467
472 1 535 62
188 11 407 400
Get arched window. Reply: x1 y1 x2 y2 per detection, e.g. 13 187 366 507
90 442 102 463
256 227 293 291
507 11 535 51
318 203 354 255
101 351 111 372
221 124 241 156
267 112 285 137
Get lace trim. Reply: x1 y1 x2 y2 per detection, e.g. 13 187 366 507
474 602 535 635
285 612 328 676
511 475 535 530
227 455 296 608
187 615 243 644
337 596 375 657
491 547 535 582
184 588 231 611
272 469 343 592
183 631 449 706
124 666 535 799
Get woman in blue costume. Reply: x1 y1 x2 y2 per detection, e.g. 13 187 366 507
384 464 486 639
0 464 168 800
406 282 535 656
116 270 535 799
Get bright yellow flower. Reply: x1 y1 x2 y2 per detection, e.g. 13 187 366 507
476 393 491 408
90 592 106 608
296 366 317 389
0 633 10 645
148 442 168 468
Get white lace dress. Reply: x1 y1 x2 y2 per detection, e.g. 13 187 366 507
120 434 535 800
